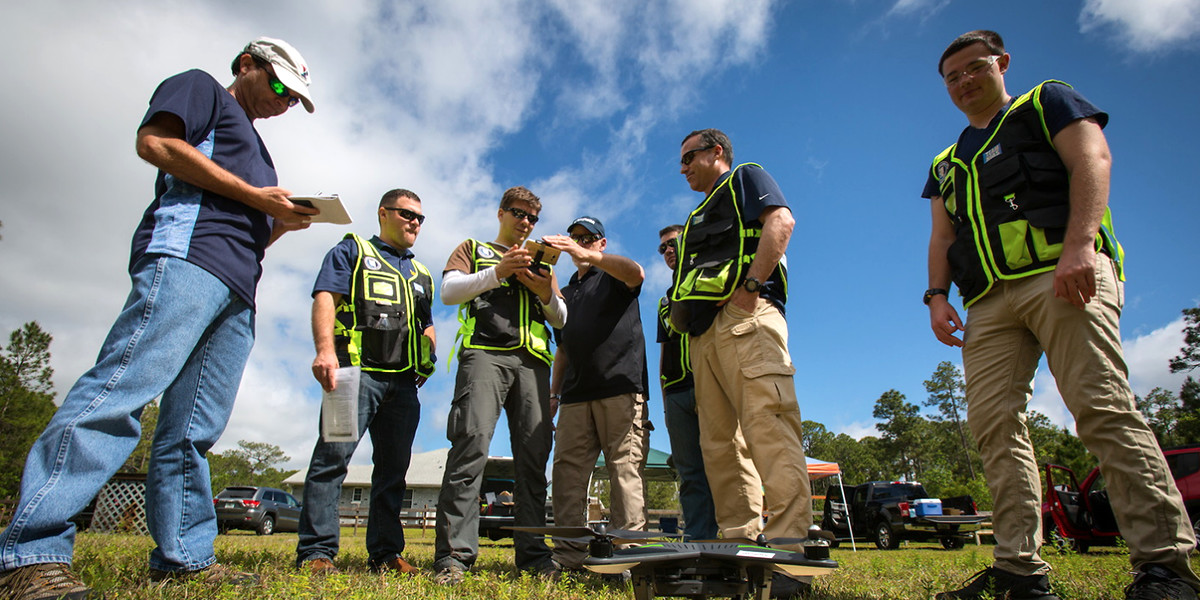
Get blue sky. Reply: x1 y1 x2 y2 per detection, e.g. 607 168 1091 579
1 0 1198 471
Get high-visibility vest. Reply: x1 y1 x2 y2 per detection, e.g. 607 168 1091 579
672 163 787 304
657 293 691 391
335 233 435 376
930 80 1124 307
454 239 553 365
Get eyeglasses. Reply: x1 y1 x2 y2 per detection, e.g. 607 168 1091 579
571 233 601 245
502 207 539 224
657 238 677 255
680 144 716 166
266 71 300 108
943 55 1000 87
384 207 425 224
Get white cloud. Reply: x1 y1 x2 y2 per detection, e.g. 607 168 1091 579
0 0 782 471
886 0 952 18
1080 0 1200 53
1029 316 1189 432
838 420 881 440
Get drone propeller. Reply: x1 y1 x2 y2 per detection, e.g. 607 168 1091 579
686 528 835 548
506 525 682 545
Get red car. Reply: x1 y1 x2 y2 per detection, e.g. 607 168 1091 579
1042 445 1200 552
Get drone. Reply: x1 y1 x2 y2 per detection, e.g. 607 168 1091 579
508 525 838 600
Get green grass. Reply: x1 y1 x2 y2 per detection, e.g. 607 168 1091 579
65 529 1196 599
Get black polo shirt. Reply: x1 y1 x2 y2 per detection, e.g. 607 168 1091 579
556 267 648 403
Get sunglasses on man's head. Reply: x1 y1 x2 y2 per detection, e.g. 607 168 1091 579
384 206 425 224
658 238 678 254
503 207 539 224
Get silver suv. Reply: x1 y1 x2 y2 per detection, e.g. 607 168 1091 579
214 486 301 535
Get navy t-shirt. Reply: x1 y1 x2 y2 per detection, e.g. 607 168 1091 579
683 164 791 335
922 82 1107 199
129 69 278 308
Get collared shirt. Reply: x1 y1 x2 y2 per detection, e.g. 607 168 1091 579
555 268 648 403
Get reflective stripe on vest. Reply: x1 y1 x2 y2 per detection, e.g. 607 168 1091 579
335 233 435 377
930 80 1125 307
658 295 691 390
453 239 553 365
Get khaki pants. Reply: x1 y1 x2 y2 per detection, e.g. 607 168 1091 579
691 298 810 545
551 393 650 568
964 256 1197 585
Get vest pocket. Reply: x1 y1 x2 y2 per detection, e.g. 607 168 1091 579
998 220 1033 269
361 312 409 369
1024 205 1067 261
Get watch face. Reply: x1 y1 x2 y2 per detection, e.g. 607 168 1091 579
744 278 760 292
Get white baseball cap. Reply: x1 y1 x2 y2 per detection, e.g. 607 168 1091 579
242 36 314 113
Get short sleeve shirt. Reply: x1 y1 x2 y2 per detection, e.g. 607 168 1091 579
684 164 791 335
129 70 278 308
312 235 434 329
444 239 508 275
556 268 649 403
922 82 1107 199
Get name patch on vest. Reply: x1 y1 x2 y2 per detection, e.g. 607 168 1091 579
372 281 396 298
935 160 951 183
982 144 1002 164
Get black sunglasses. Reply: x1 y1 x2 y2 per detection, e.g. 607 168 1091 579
384 207 425 224
680 144 715 166
571 233 601 245
658 238 678 255
503 206 539 224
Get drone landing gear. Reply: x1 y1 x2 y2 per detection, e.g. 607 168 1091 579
630 560 772 600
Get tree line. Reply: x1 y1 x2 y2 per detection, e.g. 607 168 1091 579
0 322 295 501
805 306 1200 509
2 307 1198 508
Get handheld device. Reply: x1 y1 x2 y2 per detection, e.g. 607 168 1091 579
525 240 561 272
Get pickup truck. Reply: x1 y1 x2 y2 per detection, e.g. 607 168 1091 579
821 481 986 549
1043 444 1200 552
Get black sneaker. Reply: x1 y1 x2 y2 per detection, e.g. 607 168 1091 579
1124 565 1198 600
936 567 1059 600
771 572 811 599
529 558 562 581
0 563 95 600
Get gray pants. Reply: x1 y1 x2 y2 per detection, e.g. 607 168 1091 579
434 348 553 572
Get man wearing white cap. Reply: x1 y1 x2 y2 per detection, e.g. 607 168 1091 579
0 37 316 599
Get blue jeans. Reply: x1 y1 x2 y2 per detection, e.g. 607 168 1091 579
296 370 420 567
663 387 717 540
0 256 255 572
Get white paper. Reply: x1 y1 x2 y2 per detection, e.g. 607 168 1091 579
321 366 360 442
290 194 353 225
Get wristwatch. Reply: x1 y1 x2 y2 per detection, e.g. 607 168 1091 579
550 393 562 400
743 276 762 293
923 288 949 305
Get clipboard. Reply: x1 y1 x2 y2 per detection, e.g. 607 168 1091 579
289 194 352 225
